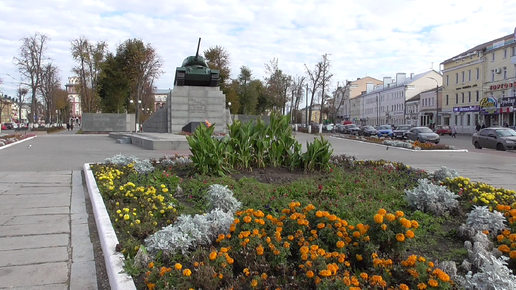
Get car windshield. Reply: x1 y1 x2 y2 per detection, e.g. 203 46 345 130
379 125 391 130
397 126 410 130
418 127 434 133
363 126 374 129
496 129 516 137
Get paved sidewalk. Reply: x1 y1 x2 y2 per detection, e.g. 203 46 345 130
0 170 97 290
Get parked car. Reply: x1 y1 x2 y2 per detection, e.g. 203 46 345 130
3 122 13 129
472 127 516 151
377 125 393 138
1 124 7 130
392 124 413 139
334 124 346 133
435 125 452 136
323 124 334 132
358 125 378 137
406 126 440 144
343 124 360 135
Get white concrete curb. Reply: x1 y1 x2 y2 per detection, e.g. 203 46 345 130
0 135 37 150
83 163 137 290
330 136 469 152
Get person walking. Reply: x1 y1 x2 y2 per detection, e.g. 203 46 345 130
476 124 481 132
452 125 457 138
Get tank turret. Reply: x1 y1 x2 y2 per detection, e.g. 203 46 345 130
174 38 220 87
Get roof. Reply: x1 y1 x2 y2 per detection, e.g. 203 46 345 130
153 89 171 94
406 94 421 102
441 33 514 65
367 70 438 94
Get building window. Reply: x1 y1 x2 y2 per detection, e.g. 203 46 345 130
446 75 449 86
476 67 480 80
504 67 507 80
456 73 459 84
513 46 516 56
504 49 507 58
462 71 465 83
468 69 471 81
476 90 479 102
455 93 459 104
492 70 495 81
446 95 449 106
467 114 471 126
492 53 495 62
461 93 465 103
468 91 471 103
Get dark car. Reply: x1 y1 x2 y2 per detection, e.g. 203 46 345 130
334 124 346 133
358 125 378 137
4 122 13 129
406 127 440 144
435 125 452 136
343 124 360 135
472 127 516 151
392 125 413 140
377 125 393 138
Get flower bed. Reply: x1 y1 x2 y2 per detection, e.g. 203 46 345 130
0 133 35 147
89 116 516 289
334 134 457 150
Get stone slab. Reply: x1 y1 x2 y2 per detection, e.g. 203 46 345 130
0 234 69 251
3 214 69 226
70 261 98 290
0 206 69 216
0 220 69 237
0 261 68 288
71 223 94 261
0 193 70 207
0 246 68 267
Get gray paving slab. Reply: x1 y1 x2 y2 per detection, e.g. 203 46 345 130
70 260 98 290
72 223 95 262
2 214 68 226
0 193 70 207
0 206 69 216
0 246 68 267
0 234 69 251
0 261 68 288
0 219 69 237
1 285 68 290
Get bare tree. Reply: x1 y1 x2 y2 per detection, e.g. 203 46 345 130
289 76 305 121
71 37 107 113
318 54 333 123
264 58 291 114
304 62 323 124
13 32 49 125
16 86 29 124
39 63 60 123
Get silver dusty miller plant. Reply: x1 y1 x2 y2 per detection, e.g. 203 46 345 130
104 154 154 174
404 178 459 216
160 155 192 166
460 205 506 236
144 184 240 256
432 166 460 183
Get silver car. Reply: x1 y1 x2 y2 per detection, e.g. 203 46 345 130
472 127 516 151
405 127 440 144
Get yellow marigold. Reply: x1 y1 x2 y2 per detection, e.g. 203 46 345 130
396 233 405 242
360 272 368 280
319 269 331 277
306 270 314 278
428 279 438 287
183 269 192 276
395 210 404 217
336 240 345 248
310 244 319 251
374 214 384 224
499 244 511 253
406 230 415 239
243 268 250 276
261 273 268 280
174 263 182 270
209 251 217 260
251 279 258 287
356 254 363 261
253 210 264 218
377 208 387 215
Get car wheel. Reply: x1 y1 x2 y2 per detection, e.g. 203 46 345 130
417 137 422 143
474 141 482 149
496 143 506 151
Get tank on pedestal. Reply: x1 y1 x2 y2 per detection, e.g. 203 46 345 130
174 38 220 87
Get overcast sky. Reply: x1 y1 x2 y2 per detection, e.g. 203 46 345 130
0 0 515 99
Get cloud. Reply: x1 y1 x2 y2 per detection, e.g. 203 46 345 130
0 0 515 98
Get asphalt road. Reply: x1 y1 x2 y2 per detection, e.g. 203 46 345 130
1 129 514 191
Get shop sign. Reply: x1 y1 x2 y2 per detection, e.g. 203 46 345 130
489 82 516 91
480 96 499 114
453 105 480 113
499 97 516 107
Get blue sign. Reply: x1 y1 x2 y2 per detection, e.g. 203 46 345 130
453 105 480 113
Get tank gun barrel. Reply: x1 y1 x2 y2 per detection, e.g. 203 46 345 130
195 37 201 60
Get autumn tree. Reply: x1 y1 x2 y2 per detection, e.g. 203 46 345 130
204 46 231 93
237 66 253 114
117 39 163 122
305 62 322 124
289 76 305 122
13 32 49 125
71 37 108 113
16 86 29 124
98 52 130 113
39 63 60 123
53 88 70 124
264 58 292 115
318 54 333 123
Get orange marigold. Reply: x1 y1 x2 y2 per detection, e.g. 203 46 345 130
385 213 396 221
399 284 409 290
374 214 384 224
251 279 258 287
510 251 516 259
411 220 419 229
306 270 315 278
174 263 182 270
406 230 415 239
243 216 252 223
381 224 388 231
315 211 323 217
360 272 368 280
183 269 192 276
499 244 511 253
209 251 217 260
336 240 345 248
396 233 405 242
428 279 438 287
395 210 404 217
377 208 387 215
417 282 428 290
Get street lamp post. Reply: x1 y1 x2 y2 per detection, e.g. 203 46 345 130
427 77 439 125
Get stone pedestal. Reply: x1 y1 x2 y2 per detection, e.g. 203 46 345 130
167 86 228 134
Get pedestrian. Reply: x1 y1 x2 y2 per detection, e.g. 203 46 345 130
452 125 457 138
504 122 509 128
476 124 481 132
481 123 486 129
66 123 70 131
